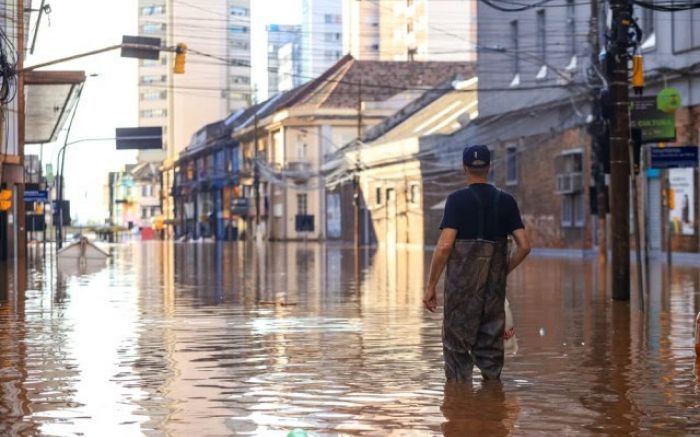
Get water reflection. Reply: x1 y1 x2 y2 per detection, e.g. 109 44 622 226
0 242 698 435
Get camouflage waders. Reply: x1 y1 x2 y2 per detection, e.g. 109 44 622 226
443 189 509 381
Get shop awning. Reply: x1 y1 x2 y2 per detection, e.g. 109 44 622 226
24 70 86 144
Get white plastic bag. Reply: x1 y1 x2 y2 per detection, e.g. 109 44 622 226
504 298 519 356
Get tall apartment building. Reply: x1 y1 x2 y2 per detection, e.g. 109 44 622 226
266 24 301 97
137 0 251 234
301 0 344 80
342 0 475 62
277 39 303 92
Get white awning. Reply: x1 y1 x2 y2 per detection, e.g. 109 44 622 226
24 70 86 144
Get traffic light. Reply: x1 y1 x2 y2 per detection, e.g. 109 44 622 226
174 43 187 74
632 54 644 95
0 189 11 212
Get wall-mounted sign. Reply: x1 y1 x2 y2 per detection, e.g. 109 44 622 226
669 168 695 236
650 146 698 169
631 96 676 143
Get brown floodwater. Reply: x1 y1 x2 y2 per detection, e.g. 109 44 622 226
1 241 699 436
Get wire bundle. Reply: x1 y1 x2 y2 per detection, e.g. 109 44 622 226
0 26 17 105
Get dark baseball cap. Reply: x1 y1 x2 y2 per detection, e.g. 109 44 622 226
463 145 491 168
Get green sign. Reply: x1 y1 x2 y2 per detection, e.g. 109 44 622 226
631 96 676 143
658 87 682 113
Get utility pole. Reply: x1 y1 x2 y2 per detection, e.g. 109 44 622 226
253 114 260 238
590 0 607 266
353 81 362 248
609 0 632 301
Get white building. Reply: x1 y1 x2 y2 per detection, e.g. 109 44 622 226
267 24 301 97
301 0 344 79
342 0 475 62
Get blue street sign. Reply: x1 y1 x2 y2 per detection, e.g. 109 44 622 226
650 146 699 169
24 190 49 202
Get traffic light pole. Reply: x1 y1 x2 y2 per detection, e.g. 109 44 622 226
609 0 632 301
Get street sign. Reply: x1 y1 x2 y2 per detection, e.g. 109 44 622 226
631 96 676 143
650 146 699 169
116 126 163 150
24 190 48 202
121 35 161 60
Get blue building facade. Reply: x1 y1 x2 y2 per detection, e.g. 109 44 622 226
173 120 245 241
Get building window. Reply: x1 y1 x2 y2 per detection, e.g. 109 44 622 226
409 183 420 206
376 187 382 206
140 74 166 84
142 23 165 34
407 22 414 34
561 194 585 228
537 10 546 63
298 142 307 160
140 58 166 67
141 185 152 197
230 25 249 34
640 1 655 48
231 75 250 85
555 150 584 227
141 91 166 101
506 146 518 185
141 207 149 219
141 109 167 118
510 20 519 85
324 14 341 24
231 40 250 50
141 5 165 15
230 6 249 16
297 193 308 215
566 0 576 58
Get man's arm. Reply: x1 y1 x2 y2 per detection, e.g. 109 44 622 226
508 228 531 274
423 228 457 312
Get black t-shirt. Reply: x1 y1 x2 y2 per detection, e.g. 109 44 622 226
439 184 524 240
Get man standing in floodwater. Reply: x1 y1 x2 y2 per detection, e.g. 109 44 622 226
424 145 531 381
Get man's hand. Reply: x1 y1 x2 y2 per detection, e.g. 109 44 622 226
423 285 438 312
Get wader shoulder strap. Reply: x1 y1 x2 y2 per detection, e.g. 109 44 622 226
466 188 484 240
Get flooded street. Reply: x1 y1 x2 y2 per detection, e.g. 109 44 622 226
1 241 700 436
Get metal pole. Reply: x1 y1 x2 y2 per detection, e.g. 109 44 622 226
16 0 27 295
253 114 260 228
665 170 672 267
590 0 608 266
629 144 645 311
609 0 632 301
354 81 362 248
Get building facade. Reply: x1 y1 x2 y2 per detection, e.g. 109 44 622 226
266 24 301 98
277 39 304 93
342 0 476 62
301 0 344 79
138 0 252 237
234 55 473 242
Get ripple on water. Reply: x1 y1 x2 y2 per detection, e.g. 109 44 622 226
0 243 699 435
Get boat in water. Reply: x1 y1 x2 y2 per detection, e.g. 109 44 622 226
57 236 110 261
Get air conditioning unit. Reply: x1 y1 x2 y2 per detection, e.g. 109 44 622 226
555 173 583 194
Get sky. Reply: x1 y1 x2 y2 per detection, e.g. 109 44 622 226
25 0 301 225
